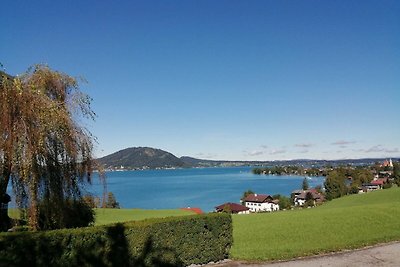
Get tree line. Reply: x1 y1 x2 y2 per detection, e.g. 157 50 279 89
324 164 399 200
252 166 327 176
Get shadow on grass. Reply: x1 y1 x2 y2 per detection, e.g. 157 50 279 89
0 223 184 267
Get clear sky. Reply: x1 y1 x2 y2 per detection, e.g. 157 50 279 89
1 0 399 160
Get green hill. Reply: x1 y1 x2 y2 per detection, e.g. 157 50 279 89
97 147 188 169
231 187 400 261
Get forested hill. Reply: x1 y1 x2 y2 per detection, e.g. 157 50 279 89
98 147 187 170
98 147 399 170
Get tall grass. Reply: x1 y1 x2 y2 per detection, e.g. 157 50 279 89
231 188 400 261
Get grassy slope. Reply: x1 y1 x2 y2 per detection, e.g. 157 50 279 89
94 208 195 225
231 188 400 261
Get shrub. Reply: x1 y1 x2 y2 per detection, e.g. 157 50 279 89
38 198 95 230
83 194 101 208
105 192 120 209
0 213 232 266
383 182 392 189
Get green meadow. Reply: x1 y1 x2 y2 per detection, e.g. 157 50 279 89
230 187 400 261
8 208 195 226
94 208 195 225
7 188 400 262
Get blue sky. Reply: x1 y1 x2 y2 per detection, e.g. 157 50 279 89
1 0 399 160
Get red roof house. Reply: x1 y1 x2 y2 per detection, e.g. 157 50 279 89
180 207 204 214
215 202 250 214
242 193 273 203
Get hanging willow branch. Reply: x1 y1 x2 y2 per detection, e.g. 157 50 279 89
0 65 104 230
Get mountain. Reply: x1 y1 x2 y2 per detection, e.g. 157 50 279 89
98 147 187 170
179 156 214 166
179 156 260 167
98 147 399 170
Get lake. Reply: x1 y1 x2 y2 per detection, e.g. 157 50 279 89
87 167 325 212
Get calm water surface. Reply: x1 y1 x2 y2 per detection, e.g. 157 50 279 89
88 167 325 212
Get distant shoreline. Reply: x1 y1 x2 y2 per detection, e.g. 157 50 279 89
100 157 398 172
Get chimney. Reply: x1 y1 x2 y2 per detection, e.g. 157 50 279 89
254 193 257 197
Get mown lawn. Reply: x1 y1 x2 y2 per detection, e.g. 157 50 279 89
231 187 400 261
94 208 195 225
8 207 196 226
7 208 19 220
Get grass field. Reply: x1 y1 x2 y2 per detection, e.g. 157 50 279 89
94 208 195 225
7 188 400 262
7 209 19 220
8 208 196 226
230 187 400 261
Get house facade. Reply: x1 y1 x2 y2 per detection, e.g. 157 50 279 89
242 193 279 212
292 189 325 206
362 183 381 192
215 202 250 214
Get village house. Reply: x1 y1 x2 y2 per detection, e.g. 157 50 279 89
241 193 279 212
292 188 325 206
362 183 381 192
361 177 389 192
215 202 250 214
378 171 393 178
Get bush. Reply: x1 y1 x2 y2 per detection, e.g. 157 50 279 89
348 184 360 194
38 198 95 230
0 213 232 266
105 192 120 209
383 182 392 189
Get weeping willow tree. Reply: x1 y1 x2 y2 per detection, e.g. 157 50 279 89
0 65 103 231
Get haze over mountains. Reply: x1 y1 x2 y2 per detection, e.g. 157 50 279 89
97 147 398 170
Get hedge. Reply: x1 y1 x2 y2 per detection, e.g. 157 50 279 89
0 213 232 267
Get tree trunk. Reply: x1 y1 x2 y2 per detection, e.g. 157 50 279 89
0 162 11 231
28 178 39 231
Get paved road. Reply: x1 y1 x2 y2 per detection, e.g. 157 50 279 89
205 242 400 267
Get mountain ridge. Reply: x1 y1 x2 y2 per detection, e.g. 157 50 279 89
98 147 398 170
97 147 187 170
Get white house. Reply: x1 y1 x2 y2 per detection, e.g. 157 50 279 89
362 182 381 192
242 193 279 212
292 189 325 206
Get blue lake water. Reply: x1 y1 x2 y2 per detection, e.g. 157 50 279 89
86 167 325 212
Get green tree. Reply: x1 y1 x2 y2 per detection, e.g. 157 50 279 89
0 65 102 231
242 189 254 200
273 194 291 210
352 169 373 185
304 192 314 207
394 163 400 186
324 170 347 200
252 168 263 175
382 182 392 189
314 185 323 194
348 184 360 194
83 195 101 208
106 192 120 209
302 178 309 190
